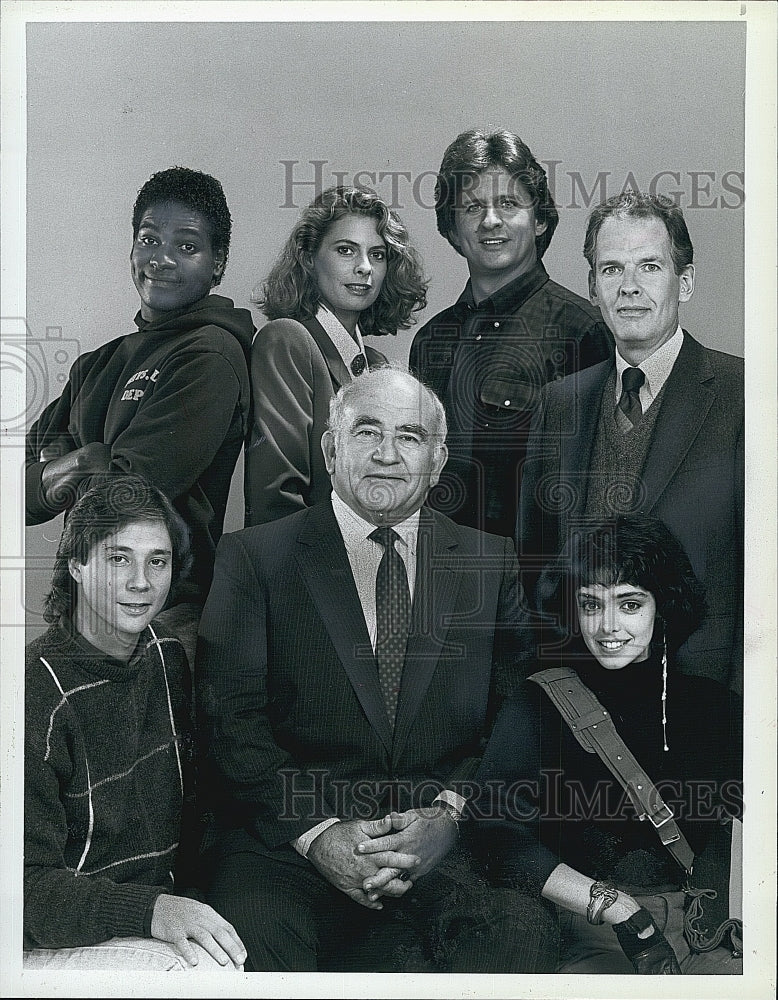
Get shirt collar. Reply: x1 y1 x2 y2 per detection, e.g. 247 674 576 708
615 325 684 399
456 260 549 315
330 490 420 550
316 304 366 370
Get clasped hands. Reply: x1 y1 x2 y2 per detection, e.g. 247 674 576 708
306 806 458 910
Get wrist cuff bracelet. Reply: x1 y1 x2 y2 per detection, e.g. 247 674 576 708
586 880 619 925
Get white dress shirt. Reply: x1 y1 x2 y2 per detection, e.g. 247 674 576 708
614 324 684 414
316 303 367 373
331 489 418 649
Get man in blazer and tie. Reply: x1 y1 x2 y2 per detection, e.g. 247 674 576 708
196 365 558 972
519 192 743 693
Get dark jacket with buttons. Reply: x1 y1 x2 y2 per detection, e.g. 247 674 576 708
409 262 613 540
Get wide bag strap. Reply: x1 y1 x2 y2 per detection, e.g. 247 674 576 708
528 667 695 874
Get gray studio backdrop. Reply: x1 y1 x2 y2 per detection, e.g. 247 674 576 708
24 18 745 635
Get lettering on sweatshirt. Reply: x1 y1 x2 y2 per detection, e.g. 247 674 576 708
121 368 160 401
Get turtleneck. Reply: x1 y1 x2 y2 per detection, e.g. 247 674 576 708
55 615 146 682
572 647 670 754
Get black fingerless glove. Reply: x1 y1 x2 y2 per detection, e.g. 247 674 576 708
613 907 682 974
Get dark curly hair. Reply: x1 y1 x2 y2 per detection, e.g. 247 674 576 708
537 515 706 654
44 475 192 625
132 166 232 283
255 186 428 336
433 128 559 259
583 191 694 276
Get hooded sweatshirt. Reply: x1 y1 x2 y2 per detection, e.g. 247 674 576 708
26 294 254 600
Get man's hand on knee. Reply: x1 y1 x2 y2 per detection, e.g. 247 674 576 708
150 893 247 968
306 818 420 909
357 807 458 882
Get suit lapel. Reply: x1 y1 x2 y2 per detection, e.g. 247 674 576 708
295 503 393 754
392 509 462 762
562 361 611 518
640 332 715 512
303 319 387 388
303 317 351 388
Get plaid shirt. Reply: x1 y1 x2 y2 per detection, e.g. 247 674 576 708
410 262 613 538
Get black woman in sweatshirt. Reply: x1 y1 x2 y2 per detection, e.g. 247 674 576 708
25 167 253 616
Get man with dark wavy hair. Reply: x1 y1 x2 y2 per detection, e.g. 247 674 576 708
410 128 612 541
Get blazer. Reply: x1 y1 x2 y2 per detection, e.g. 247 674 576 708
244 316 386 526
196 501 530 860
518 331 744 693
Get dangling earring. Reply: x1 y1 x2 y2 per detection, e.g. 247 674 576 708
661 638 669 752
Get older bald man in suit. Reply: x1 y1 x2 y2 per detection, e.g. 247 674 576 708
196 365 558 972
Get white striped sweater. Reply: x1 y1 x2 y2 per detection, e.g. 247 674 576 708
24 621 194 949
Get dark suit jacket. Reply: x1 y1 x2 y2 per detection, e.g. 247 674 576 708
518 331 744 693
244 316 386 526
196 501 530 861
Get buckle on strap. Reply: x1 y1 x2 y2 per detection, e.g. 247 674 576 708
641 803 675 829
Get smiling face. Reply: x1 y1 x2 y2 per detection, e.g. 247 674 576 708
576 582 657 671
131 199 225 322
588 215 694 366
311 213 388 335
451 167 547 298
69 520 173 660
322 372 448 526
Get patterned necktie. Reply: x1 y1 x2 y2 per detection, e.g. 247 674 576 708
351 353 367 377
616 366 645 432
369 526 411 728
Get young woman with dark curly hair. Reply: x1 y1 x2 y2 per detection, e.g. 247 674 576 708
473 515 743 976
244 185 428 526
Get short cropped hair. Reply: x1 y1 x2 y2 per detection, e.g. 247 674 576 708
44 475 192 625
434 128 559 258
132 166 232 283
583 191 694 275
327 363 448 445
256 186 428 336
538 515 706 654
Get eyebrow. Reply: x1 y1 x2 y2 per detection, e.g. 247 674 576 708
329 238 386 251
137 223 204 238
103 544 172 555
598 253 664 267
396 423 429 439
351 416 429 439
577 587 648 598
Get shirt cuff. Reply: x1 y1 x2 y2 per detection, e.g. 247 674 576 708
292 817 341 858
434 790 467 819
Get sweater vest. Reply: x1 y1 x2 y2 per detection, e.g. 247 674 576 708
584 371 667 517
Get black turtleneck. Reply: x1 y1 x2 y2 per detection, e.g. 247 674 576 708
472 653 742 895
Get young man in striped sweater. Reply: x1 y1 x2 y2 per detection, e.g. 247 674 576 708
23 476 245 971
